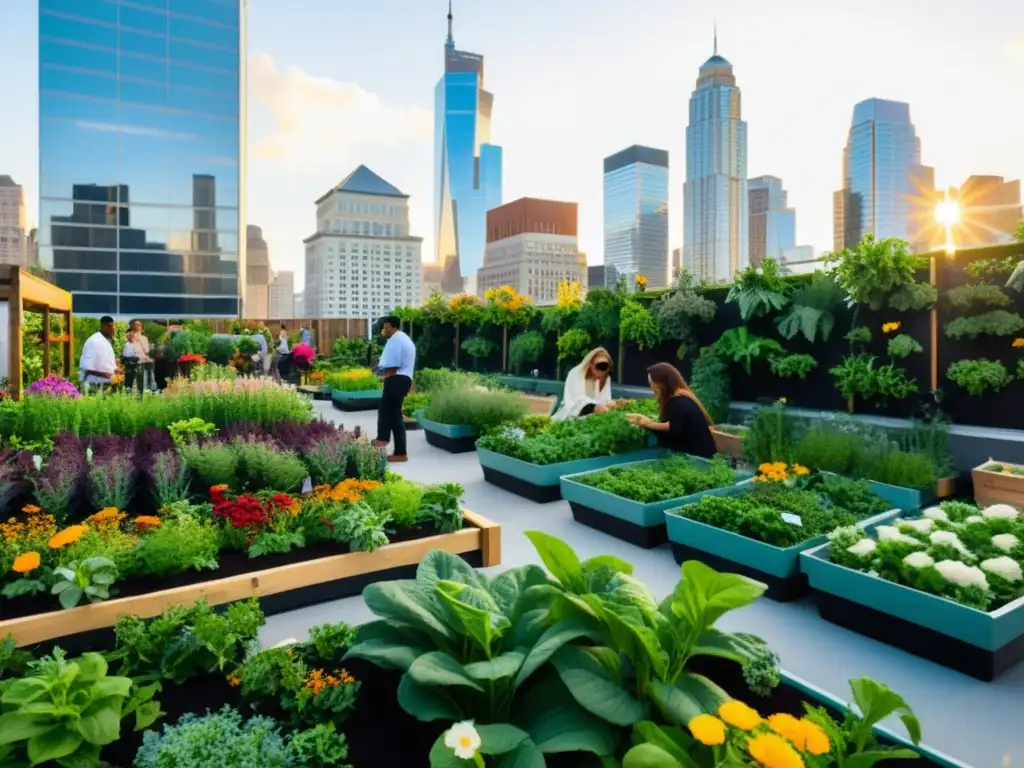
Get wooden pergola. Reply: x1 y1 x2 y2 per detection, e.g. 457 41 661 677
0 267 74 399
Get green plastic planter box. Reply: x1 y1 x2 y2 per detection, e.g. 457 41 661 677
477 446 666 503
560 457 753 549
666 499 902 601
801 540 1024 681
416 410 479 454
865 479 935 512
331 388 382 412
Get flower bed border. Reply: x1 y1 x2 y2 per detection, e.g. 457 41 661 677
417 410 478 454
666 504 901 602
331 387 382 412
971 461 1024 508
477 447 666 504
800 540 1024 681
558 458 753 549
1 510 500 649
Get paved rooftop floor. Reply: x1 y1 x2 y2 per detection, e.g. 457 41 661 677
259 402 1024 767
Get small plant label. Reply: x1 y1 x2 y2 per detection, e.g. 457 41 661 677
780 512 803 527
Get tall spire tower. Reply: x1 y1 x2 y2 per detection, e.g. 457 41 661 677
445 0 454 50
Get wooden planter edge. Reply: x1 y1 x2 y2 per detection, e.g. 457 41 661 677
2 510 501 647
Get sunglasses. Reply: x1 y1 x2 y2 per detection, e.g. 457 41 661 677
593 361 610 372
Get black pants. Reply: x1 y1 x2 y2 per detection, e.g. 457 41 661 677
377 375 412 456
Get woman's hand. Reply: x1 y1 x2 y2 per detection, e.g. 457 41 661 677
593 402 611 414
625 413 650 428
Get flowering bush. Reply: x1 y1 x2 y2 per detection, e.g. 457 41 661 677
325 368 380 393
25 375 80 399
830 500 1024 610
754 462 810 484
177 353 207 365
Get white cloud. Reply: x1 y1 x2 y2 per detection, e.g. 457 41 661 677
248 53 432 169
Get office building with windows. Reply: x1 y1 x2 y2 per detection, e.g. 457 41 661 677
303 165 422 321
683 40 748 283
0 176 27 266
38 0 245 316
434 2 502 294
833 98 926 251
603 145 670 290
748 176 795 266
269 270 295 319
245 224 270 317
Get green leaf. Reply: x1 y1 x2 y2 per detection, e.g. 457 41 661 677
490 565 551 618
0 678 50 707
648 675 729 727
515 616 602 688
591 602 669 681
73 653 107 683
418 549 489 592
630 722 699 768
845 748 922 768
27 728 83 765
691 628 766 664
477 723 530 755
622 744 685 768
672 561 765 632
397 675 461 722
363 581 454 641
56 742 101 768
90 676 132 700
551 647 645 726
346 620 430 672
58 585 84 610
581 554 634 576
524 531 584 592
849 677 921 745
75 707 120 745
427 733 473 768
435 585 502 656
497 739 546 768
132 701 163 731
465 652 524 681
520 701 620 755
0 712 54 745
408 652 484 691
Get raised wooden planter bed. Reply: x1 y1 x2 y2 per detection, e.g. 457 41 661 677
1 511 500 649
972 460 1024 508
331 387 382 411
801 539 1024 681
559 458 752 549
477 447 665 503
711 425 746 458
417 410 479 453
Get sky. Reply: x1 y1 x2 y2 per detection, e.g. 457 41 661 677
2 0 1023 289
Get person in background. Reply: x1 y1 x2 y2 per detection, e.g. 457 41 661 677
299 325 312 346
551 347 615 421
626 362 716 458
130 320 155 391
79 316 117 392
122 330 140 391
374 315 416 463
272 323 289 381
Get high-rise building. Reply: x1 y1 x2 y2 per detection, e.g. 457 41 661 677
953 176 1023 247
779 245 818 275
303 165 422 320
587 264 613 291
294 291 304 318
0 176 27 266
477 198 585 304
245 225 270 318
833 99 926 252
434 1 502 294
683 36 748 283
37 0 245 316
421 264 444 305
748 176 795 266
671 248 682 279
269 271 295 319
603 145 670 290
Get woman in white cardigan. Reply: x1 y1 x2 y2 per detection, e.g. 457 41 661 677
551 347 615 421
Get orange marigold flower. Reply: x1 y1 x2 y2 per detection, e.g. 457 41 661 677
12 551 41 573
792 464 810 476
134 516 162 528
22 504 41 514
767 713 807 749
210 484 229 493
1011 337 1024 348
229 676 241 687
718 700 762 730
798 718 831 755
748 732 805 768
48 524 88 549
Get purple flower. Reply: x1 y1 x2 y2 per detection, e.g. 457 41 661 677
25 375 81 398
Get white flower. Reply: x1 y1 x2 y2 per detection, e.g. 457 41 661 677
929 530 972 556
903 551 935 568
445 721 482 760
502 426 526 441
933 560 989 590
982 504 1020 520
899 518 935 533
965 516 984 524
922 506 948 521
847 538 877 557
32 454 42 472
980 556 1023 583
876 526 924 546
85 447 93 464
828 525 859 541
992 533 1020 553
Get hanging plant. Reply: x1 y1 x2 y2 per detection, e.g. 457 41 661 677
713 327 785 376
826 235 934 311
946 359 1013 396
775 273 844 343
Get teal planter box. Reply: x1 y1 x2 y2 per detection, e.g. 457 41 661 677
417 410 479 454
866 479 935 512
560 457 753 549
666 500 901 601
331 388 382 412
477 446 665 503
801 540 1024 680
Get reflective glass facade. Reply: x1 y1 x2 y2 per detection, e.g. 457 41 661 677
39 0 244 317
602 146 670 289
683 54 748 283
748 176 795 266
840 99 920 248
434 36 503 293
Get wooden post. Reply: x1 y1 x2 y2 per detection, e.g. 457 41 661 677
64 310 73 379
9 272 21 399
41 306 51 377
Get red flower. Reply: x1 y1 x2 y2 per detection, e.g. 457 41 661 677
212 493 269 529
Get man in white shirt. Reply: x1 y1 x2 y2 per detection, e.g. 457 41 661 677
374 315 416 463
79 316 117 391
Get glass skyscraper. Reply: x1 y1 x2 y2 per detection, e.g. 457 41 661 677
434 2 502 294
602 145 669 290
834 99 922 251
38 0 245 317
748 176 795 266
683 44 748 283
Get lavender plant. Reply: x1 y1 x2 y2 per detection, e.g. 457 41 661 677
89 455 135 511
152 451 191 507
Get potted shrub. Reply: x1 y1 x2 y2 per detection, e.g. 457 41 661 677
972 459 1024 508
418 387 528 453
710 423 747 458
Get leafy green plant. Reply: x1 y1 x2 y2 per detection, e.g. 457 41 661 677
135 706 290 768
180 443 240 489
618 300 661 381
326 369 381 393
508 331 545 374
363 477 424 528
414 482 465 533
52 556 118 609
424 387 528 434
556 327 593 368
944 310 1024 339
403 392 431 417
831 354 876 400
575 287 625 344
845 326 872 345
330 501 390 552
578 456 736 503
461 334 497 368
726 258 791 320
886 334 923 359
652 275 717 359
234 440 308 493
741 400 794 466
770 354 818 379
946 358 1013 396
127 505 219 578
689 350 731 424
168 417 218 449
88 455 134 511
945 283 1011 311
286 722 352 767
826 235 931 311
774 272 844 343
714 328 785 375
152 451 190 507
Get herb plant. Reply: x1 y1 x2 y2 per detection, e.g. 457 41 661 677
946 358 1013 396
944 310 1024 339
689 350 731 424
578 455 737 502
51 556 118 609
770 353 818 379
424 386 528 433
726 258 791 320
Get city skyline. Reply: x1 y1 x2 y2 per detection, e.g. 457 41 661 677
1 0 1022 290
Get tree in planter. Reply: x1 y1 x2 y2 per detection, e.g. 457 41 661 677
713 327 784 376
574 287 625 350
617 299 660 383
541 281 583 378
484 286 537 371
651 270 717 360
447 293 484 370
460 335 498 371
508 330 545 374
393 306 425 342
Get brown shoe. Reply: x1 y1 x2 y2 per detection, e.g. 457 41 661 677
387 454 408 463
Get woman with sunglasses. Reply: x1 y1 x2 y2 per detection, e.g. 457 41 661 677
626 362 716 458
551 347 616 421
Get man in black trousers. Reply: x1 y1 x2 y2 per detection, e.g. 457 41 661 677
374 315 416 463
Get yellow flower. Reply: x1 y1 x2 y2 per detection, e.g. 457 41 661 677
718 700 762 730
792 464 810 476
748 732 805 768
22 505 41 515
1013 337 1024 348
798 719 831 755
759 463 774 473
13 551 41 573
882 321 901 334
48 524 88 549
635 275 648 286
687 714 726 746
133 516 162 528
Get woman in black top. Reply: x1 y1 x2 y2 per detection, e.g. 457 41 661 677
625 362 717 458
